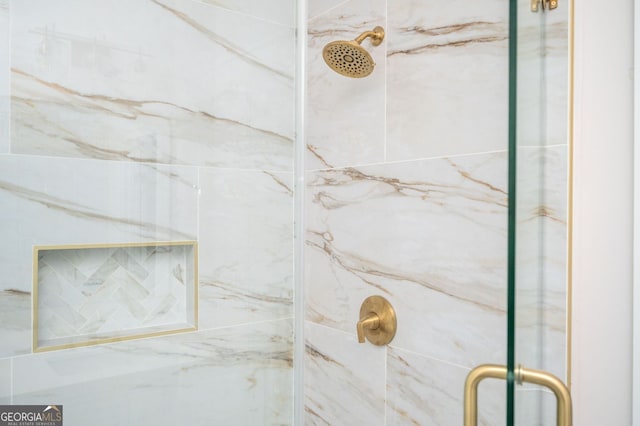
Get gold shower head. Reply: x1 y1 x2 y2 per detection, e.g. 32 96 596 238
322 26 385 78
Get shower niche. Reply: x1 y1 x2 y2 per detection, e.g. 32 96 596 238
33 241 198 352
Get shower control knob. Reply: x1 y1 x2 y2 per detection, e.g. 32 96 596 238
356 295 396 345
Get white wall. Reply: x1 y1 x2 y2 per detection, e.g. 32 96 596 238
571 0 634 424
635 0 640 423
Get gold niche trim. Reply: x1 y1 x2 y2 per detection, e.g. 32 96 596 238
32 241 199 353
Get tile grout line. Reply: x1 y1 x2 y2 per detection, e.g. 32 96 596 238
384 4 389 423
0 152 295 175
388 345 475 371
303 144 568 173
308 0 351 23
196 166 201 332
181 0 295 29
383 0 388 166
384 344 388 426
305 148 511 172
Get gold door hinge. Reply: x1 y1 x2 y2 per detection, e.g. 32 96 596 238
532 0 558 12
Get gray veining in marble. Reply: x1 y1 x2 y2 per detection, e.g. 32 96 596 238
198 168 294 330
516 145 568 381
306 0 386 169
11 0 294 170
304 321 385 425
305 152 508 367
386 0 509 161
0 0 8 153
13 320 292 426
0 155 198 357
387 347 468 425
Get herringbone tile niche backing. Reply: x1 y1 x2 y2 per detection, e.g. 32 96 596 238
33 242 198 352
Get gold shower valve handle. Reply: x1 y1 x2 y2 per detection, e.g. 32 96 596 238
356 296 397 345
356 313 380 343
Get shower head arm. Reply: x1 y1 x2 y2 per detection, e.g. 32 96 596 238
353 26 385 46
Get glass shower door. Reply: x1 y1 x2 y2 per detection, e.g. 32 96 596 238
512 0 571 424
464 0 571 424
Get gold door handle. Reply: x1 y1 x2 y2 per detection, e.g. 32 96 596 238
463 364 572 426
463 364 508 425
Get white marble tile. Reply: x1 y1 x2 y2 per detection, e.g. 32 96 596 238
306 0 386 169
517 3 569 147
13 320 292 426
387 348 467 425
515 386 557 426
0 290 31 358
387 347 505 426
35 243 196 349
538 146 568 379
308 0 347 20
541 4 569 147
11 0 295 170
477 378 506 426
0 0 9 153
0 155 198 357
304 321 385 425
199 0 296 27
515 145 567 381
386 0 510 161
0 358 10 404
305 152 508 367
198 169 294 329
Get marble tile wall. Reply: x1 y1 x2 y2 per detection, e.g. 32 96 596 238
0 0 8 152
304 0 568 424
306 0 386 169
198 168 294 329
304 322 385 425
387 347 506 426
308 0 348 21
12 320 292 426
305 155 509 366
10 0 294 170
1 0 568 423
304 153 510 425
200 0 295 27
516 145 568 380
0 0 295 423
517 2 569 148
0 359 10 405
386 0 510 161
0 156 199 356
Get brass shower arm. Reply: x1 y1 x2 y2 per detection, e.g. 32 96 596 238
353 26 385 46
